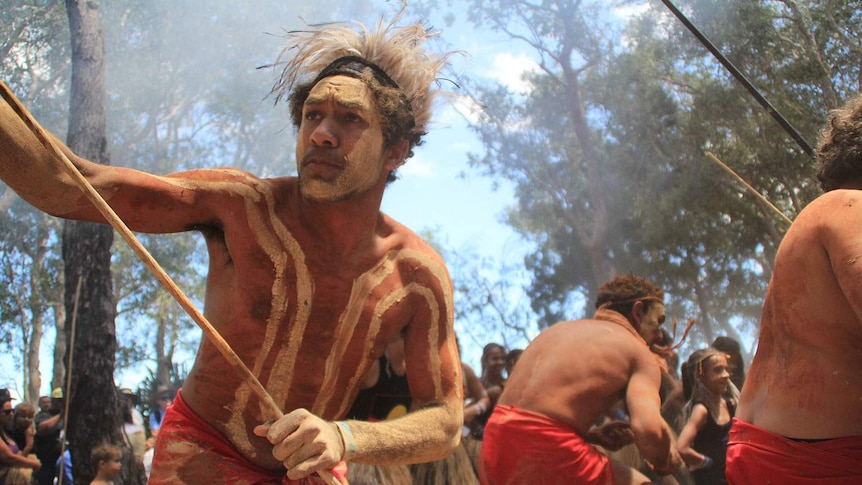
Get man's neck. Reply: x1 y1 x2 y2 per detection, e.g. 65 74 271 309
297 185 386 257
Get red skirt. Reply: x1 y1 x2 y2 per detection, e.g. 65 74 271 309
479 404 614 485
727 418 862 484
149 389 347 484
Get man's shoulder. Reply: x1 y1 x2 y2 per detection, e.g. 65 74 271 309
379 213 446 263
801 188 862 218
33 411 52 422
788 189 862 242
173 168 296 191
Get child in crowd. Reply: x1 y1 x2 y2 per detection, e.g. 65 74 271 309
88 443 122 485
677 348 738 484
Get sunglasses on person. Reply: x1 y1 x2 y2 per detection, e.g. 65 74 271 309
1 409 13 415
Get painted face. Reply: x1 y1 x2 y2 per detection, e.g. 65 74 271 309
637 302 666 345
296 75 393 201
700 353 731 394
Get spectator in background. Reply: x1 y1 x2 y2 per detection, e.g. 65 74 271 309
677 348 738 485
480 343 507 407
34 388 63 485
504 349 523 379
121 403 147 463
88 443 122 485
343 335 412 485
9 402 36 456
147 388 172 439
1 390 42 481
710 337 745 390
119 389 145 428
475 343 506 438
56 449 73 485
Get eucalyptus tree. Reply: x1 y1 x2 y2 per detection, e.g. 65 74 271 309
0 0 71 401
428 0 861 352
601 0 861 348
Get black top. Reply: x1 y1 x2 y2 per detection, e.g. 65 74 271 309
345 354 411 422
33 410 62 461
691 398 736 485
7 420 28 451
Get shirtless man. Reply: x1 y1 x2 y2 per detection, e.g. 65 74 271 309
726 94 862 483
479 275 682 485
0 19 462 484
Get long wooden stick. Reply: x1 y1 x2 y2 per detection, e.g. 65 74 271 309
0 81 342 485
58 276 82 485
706 151 794 225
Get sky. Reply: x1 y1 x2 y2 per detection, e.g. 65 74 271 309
2 1 652 396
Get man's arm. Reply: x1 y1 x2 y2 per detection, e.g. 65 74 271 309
625 354 682 476
35 412 61 435
256 251 463 480
0 92 230 233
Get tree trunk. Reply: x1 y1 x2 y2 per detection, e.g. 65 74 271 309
63 1 144 483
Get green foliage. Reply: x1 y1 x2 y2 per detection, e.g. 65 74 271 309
444 0 862 353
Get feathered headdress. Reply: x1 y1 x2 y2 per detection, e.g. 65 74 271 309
270 9 454 137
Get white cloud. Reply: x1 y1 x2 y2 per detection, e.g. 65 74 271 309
400 152 435 178
447 94 485 125
488 52 538 93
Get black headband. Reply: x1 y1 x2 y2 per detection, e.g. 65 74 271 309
312 55 401 89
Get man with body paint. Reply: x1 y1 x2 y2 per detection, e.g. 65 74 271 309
726 94 862 483
0 17 462 485
478 275 682 485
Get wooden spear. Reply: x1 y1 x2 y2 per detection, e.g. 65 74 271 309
0 80 342 485
706 151 794 225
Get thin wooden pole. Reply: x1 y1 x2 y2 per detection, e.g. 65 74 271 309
57 276 82 485
0 80 342 485
706 151 794 225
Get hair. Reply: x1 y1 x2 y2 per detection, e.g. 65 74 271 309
269 10 457 181
681 348 709 403
505 349 523 370
712 335 746 389
683 348 740 422
14 402 35 419
594 274 664 316
816 94 862 191
90 443 122 470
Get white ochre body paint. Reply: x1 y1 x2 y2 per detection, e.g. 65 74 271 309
159 170 456 460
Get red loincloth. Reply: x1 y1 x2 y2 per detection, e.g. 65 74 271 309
478 404 614 485
727 418 862 484
149 389 347 485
